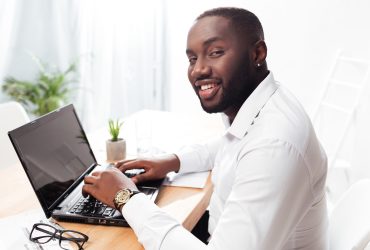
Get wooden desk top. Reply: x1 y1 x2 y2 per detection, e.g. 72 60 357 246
0 164 213 249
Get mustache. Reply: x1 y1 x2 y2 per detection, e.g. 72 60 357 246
194 77 222 86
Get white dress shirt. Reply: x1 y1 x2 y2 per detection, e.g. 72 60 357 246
122 72 329 250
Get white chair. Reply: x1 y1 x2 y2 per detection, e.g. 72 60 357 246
329 179 370 250
0 101 29 168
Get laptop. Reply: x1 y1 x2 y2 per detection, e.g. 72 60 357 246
8 104 162 227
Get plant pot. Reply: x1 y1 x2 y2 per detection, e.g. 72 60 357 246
106 138 126 162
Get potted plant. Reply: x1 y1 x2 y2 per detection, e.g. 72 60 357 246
1 55 77 117
106 119 126 162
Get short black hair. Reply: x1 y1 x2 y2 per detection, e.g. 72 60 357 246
196 7 264 43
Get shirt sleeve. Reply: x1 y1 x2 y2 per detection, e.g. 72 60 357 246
121 193 207 250
175 137 222 174
122 138 316 250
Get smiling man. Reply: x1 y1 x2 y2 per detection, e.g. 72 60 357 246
83 7 328 249
186 9 265 121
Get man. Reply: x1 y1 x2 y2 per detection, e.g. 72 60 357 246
83 7 328 249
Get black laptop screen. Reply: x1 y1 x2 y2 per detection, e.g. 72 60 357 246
9 105 96 211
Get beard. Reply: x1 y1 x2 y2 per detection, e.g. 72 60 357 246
198 63 257 114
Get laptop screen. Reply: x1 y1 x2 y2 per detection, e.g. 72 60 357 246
8 104 96 212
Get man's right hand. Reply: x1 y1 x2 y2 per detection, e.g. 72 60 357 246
115 154 180 184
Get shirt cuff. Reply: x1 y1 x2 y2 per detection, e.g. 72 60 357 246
121 193 180 249
121 193 156 232
175 147 199 174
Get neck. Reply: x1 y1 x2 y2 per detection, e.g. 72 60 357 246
224 70 269 125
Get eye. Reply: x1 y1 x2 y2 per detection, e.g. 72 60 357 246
209 50 224 57
188 56 197 65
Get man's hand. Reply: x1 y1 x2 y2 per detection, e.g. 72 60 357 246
82 168 138 208
116 154 181 184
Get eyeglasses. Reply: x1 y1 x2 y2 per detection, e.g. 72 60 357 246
29 223 89 250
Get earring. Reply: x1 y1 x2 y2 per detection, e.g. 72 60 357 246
257 63 261 67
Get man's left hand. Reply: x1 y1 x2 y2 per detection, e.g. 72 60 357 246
82 168 139 208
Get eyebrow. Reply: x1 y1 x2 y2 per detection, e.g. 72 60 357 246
186 36 223 55
203 36 222 47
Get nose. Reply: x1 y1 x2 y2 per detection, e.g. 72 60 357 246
190 58 211 79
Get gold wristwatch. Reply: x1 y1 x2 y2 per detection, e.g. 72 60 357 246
113 188 140 211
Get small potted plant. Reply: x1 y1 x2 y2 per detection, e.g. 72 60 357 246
106 119 126 162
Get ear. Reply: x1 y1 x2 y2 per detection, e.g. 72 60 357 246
252 40 267 67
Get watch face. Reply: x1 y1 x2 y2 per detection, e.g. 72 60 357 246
114 188 133 209
117 189 131 203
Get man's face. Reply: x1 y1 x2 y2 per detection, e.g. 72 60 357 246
186 16 256 115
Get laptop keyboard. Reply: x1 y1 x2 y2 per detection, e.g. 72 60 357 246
69 170 158 217
69 188 156 217
69 196 114 217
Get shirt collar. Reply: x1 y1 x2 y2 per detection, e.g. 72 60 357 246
223 72 279 139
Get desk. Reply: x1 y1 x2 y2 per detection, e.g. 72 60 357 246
0 110 224 249
0 164 212 249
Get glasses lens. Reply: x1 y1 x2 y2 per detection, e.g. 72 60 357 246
31 224 57 244
60 230 87 250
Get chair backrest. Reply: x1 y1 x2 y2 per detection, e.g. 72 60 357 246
0 101 29 168
329 179 370 250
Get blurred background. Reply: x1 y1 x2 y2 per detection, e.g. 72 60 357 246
1 0 370 204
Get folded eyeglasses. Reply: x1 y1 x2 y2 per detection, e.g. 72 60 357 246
29 223 89 250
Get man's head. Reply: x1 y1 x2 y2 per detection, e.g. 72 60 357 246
186 7 268 120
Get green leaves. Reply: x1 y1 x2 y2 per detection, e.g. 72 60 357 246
1 56 77 116
108 119 124 141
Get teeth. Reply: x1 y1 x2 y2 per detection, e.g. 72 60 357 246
200 84 216 90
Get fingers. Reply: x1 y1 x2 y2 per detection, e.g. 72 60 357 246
84 175 98 184
82 184 95 198
116 159 139 171
82 178 97 197
117 159 150 172
132 171 151 184
83 172 99 197
115 159 135 168
91 170 102 177
115 158 161 184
